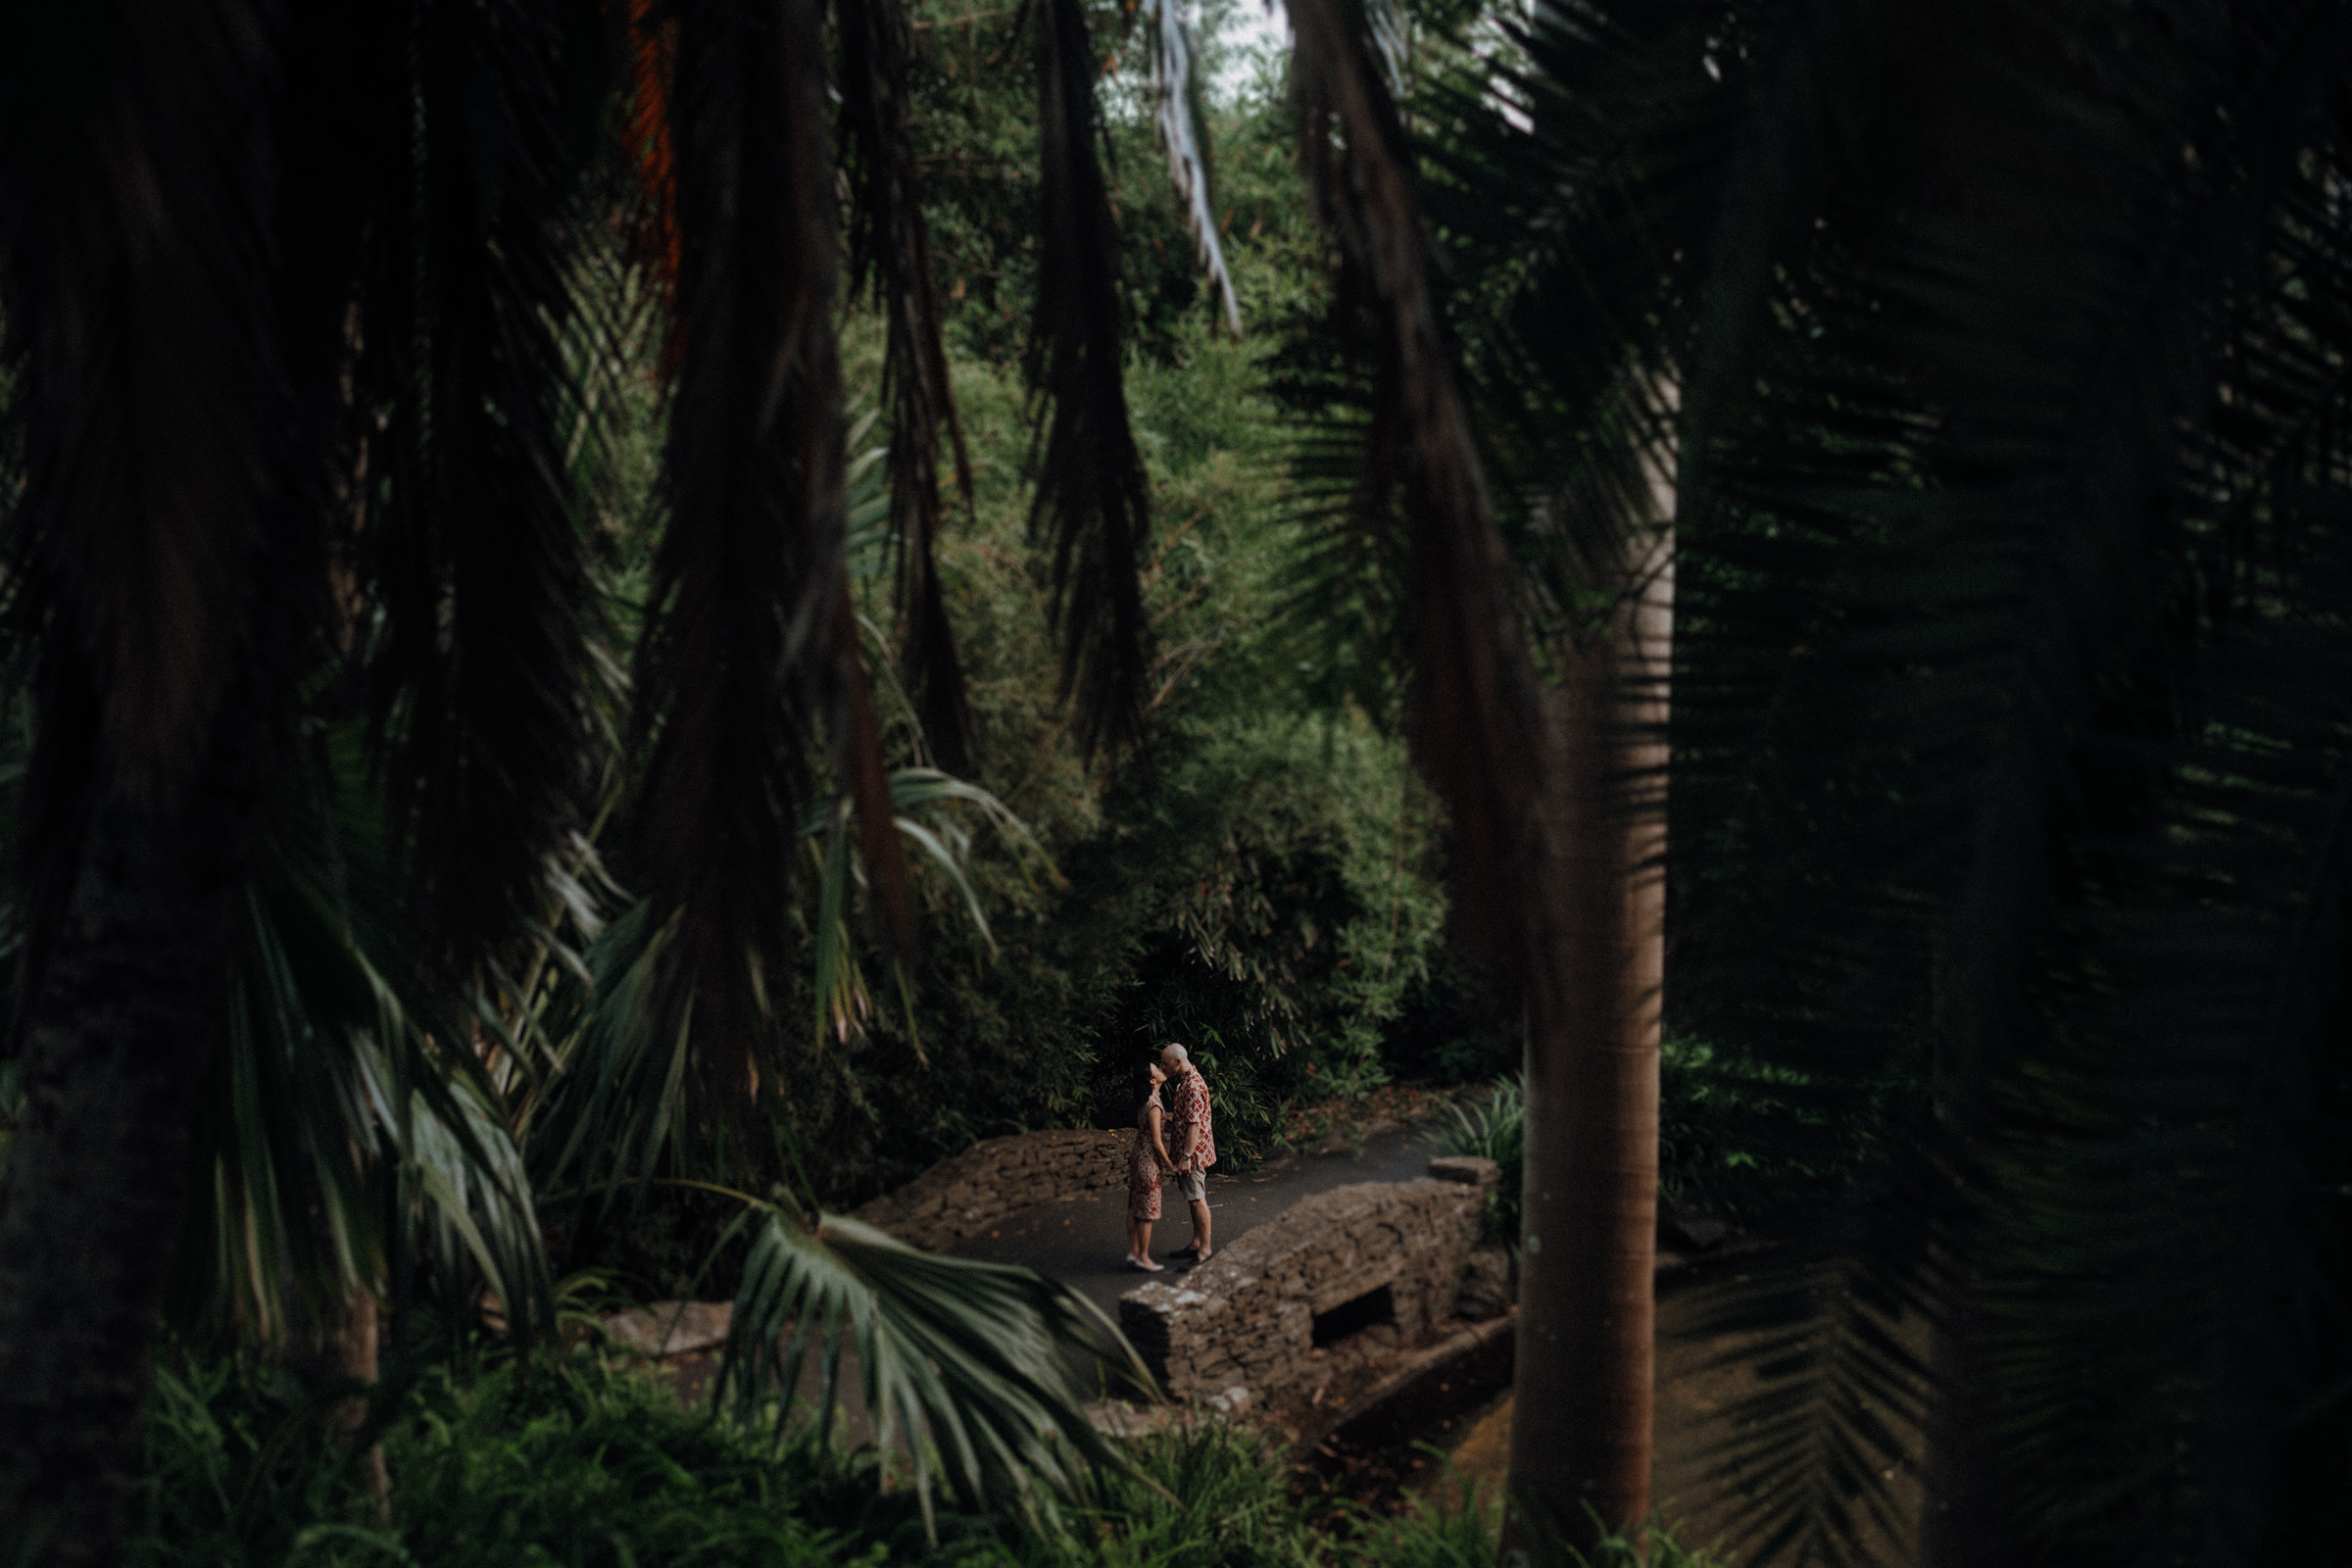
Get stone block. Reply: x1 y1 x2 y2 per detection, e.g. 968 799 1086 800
850 1128 1137 1250
1427 1154 1501 1189
601 1299 732 1359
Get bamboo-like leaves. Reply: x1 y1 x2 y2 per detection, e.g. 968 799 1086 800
717 1206 1148 1537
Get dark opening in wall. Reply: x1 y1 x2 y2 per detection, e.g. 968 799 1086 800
1312 1283 1396 1348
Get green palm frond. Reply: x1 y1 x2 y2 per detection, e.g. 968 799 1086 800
806 766 1055 1051
526 767 1052 1196
715 1204 1149 1538
171 780 555 1350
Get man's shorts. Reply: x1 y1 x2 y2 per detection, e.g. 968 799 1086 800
1174 1167 1208 1202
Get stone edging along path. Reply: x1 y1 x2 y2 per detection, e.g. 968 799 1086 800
849 1128 1138 1252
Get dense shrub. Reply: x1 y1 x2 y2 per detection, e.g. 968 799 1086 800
124 1341 1727 1567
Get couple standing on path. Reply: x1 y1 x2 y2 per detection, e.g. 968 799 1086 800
1125 1043 1214 1272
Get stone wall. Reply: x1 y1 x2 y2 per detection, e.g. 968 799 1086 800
849 1128 1136 1251
1117 1178 1482 1402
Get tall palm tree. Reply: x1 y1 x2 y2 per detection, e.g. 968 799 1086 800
1281 3 2352 1564
1278 0 1681 1545
0 0 1231 1560
1362 0 2352 1561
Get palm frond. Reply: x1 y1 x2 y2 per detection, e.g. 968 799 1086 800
0 0 295 1024
630 0 871 1114
527 768 1051 1195
1285 0 1551 981
354 0 601 973
168 737 555 1349
838 0 979 776
1030 0 1154 759
1601 2 2352 1558
716 1205 1149 1537
1142 0 1242 337
803 766 1056 1048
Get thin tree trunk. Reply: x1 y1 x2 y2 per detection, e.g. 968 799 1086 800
1505 526 1674 1559
284 1287 389 1515
1919 925 2012 1567
0 774 250 1567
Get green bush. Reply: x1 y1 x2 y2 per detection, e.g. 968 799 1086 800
1432 1077 1524 1246
126 1344 1733 1568
124 1343 961 1568
1018 1418 1317 1568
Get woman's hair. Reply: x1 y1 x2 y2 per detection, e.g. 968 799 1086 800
1138 1059 1161 1103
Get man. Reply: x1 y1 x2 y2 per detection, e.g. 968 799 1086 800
1159 1042 1215 1262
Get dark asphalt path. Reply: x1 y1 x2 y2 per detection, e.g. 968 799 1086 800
948 1123 1443 1333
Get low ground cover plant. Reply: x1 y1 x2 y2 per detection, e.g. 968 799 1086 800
123 1338 1724 1567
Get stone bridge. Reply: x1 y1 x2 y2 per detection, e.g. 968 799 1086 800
1117 1166 1493 1402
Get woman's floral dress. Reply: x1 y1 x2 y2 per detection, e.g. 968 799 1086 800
1127 1091 1164 1222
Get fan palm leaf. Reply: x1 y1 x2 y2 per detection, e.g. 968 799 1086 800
715 1204 1150 1539
525 766 1052 1198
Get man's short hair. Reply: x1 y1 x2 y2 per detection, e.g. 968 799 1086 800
1160 1042 1190 1066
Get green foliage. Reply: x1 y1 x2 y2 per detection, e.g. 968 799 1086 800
126 1345 1721 1568
746 259 1467 1202
1655 1040 1894 1225
718 1207 1145 1535
124 1344 912 1568
1025 1418 1318 1568
1431 1077 1523 1246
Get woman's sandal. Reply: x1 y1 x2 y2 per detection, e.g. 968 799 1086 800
1125 1253 1164 1272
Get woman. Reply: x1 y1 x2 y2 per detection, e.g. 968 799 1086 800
1126 1059 1176 1270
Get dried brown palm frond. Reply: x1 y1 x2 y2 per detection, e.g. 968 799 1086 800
1142 0 1242 338
1284 0 1551 983
838 0 979 777
629 0 916 1119
1029 0 1155 760
352 0 601 973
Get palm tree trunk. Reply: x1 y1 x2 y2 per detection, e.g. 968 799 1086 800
284 1287 389 1515
0 776 250 1567
1506 527 1673 1558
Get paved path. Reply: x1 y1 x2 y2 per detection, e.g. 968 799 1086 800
948 1123 1444 1332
